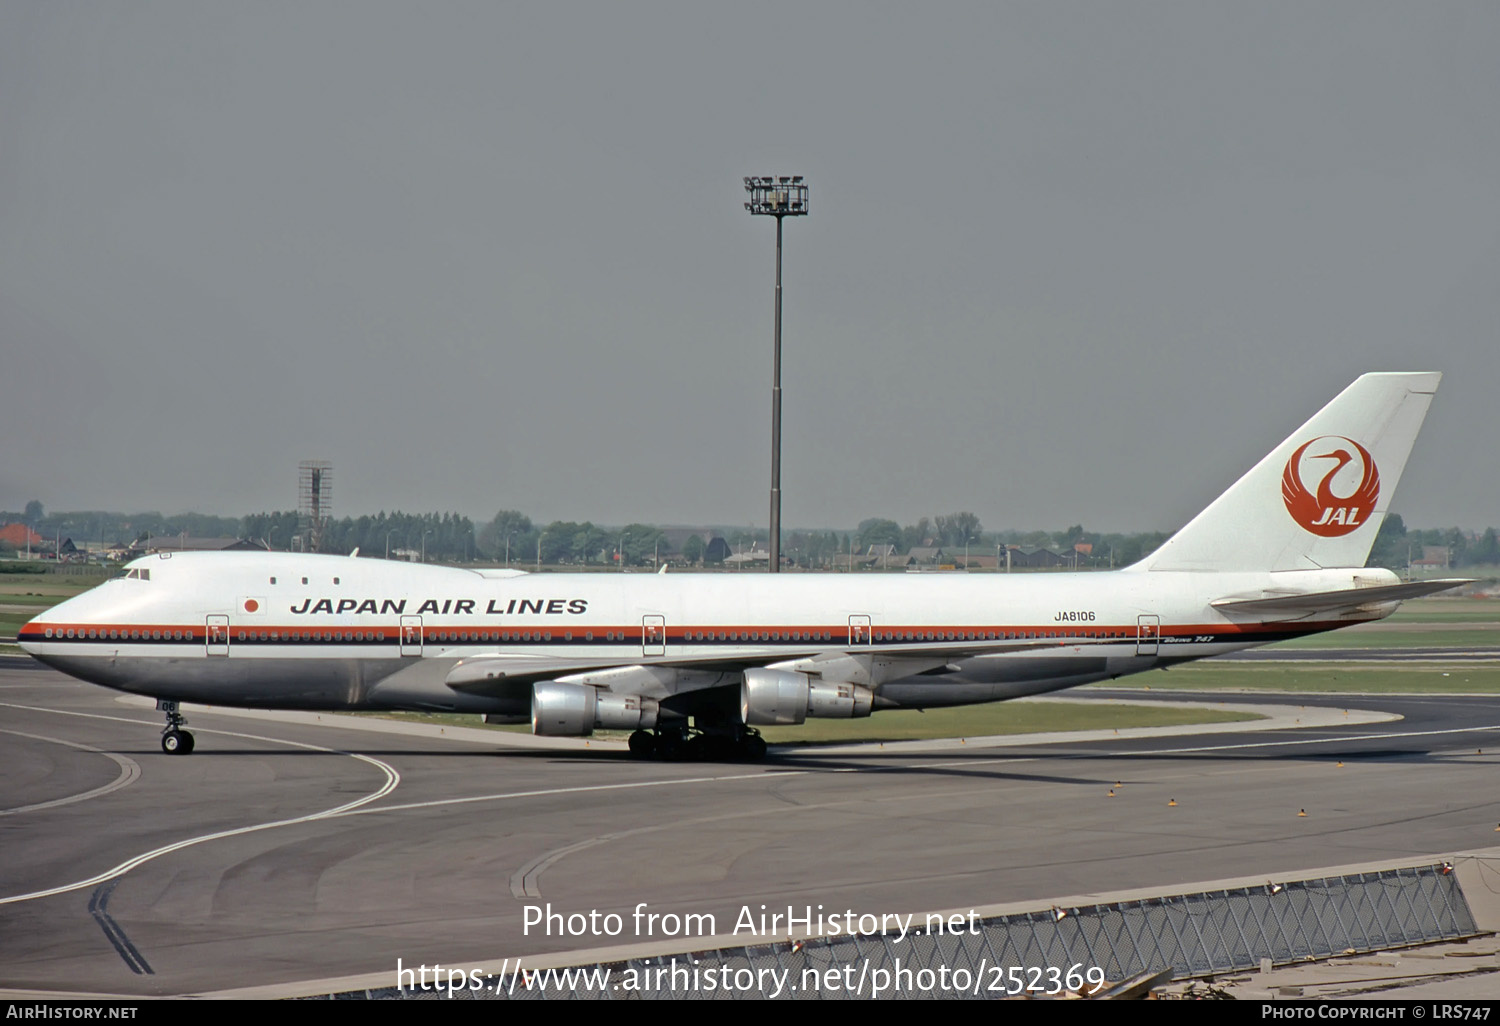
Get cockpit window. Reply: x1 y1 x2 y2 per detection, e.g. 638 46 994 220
123 568 151 581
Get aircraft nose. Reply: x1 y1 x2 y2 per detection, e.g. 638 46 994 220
17 614 49 656
16 591 83 658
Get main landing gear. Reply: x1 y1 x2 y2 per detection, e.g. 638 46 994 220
157 699 195 755
627 726 767 762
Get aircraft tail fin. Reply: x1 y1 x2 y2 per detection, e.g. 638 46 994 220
1134 372 1440 573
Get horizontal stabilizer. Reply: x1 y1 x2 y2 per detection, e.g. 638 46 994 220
1211 578 1472 615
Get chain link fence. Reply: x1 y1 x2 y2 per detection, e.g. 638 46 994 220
326 862 1479 999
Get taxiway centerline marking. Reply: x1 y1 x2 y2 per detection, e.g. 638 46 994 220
0 702 400 906
0 729 142 816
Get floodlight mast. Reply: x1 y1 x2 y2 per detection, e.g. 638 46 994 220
743 175 808 573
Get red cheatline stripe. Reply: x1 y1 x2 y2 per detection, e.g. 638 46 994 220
19 620 1346 645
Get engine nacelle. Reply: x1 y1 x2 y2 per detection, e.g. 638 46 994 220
531 681 659 736
806 680 875 719
741 668 810 725
594 692 660 731
741 669 875 725
532 681 595 736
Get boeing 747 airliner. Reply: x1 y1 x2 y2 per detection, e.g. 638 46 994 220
20 373 1466 759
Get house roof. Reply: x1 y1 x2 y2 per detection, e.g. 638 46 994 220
0 523 44 547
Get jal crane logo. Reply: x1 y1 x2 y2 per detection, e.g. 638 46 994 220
1281 436 1380 537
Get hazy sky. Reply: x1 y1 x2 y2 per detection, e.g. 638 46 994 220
3 3 1496 534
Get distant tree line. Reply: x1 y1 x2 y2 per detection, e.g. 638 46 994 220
242 510 479 561
0 502 242 550
475 511 672 567
845 514 1172 569
3 499 1499 570
1367 514 1500 570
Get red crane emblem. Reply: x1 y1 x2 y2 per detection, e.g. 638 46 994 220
1281 436 1380 537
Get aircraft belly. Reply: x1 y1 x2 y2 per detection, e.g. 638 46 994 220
879 672 1110 708
364 659 522 712
939 655 1111 685
38 653 403 710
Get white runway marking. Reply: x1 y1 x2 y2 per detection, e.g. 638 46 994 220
0 702 400 906
339 769 802 819
0 729 142 816
1143 722 1500 756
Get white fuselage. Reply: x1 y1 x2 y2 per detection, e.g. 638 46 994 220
20 551 1396 716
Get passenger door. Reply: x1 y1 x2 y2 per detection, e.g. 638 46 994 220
848 614 872 646
642 615 666 657
400 615 423 656
1136 615 1160 656
206 615 229 657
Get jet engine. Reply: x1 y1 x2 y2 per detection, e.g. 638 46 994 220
531 681 660 736
739 668 874 726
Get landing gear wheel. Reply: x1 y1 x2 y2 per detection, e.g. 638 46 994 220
628 730 657 759
740 733 767 761
157 700 194 754
162 729 194 755
654 728 686 761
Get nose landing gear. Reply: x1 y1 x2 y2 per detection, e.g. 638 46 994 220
157 699 195 754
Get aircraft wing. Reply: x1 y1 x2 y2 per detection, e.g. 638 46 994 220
1210 578 1472 616
444 635 1113 699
